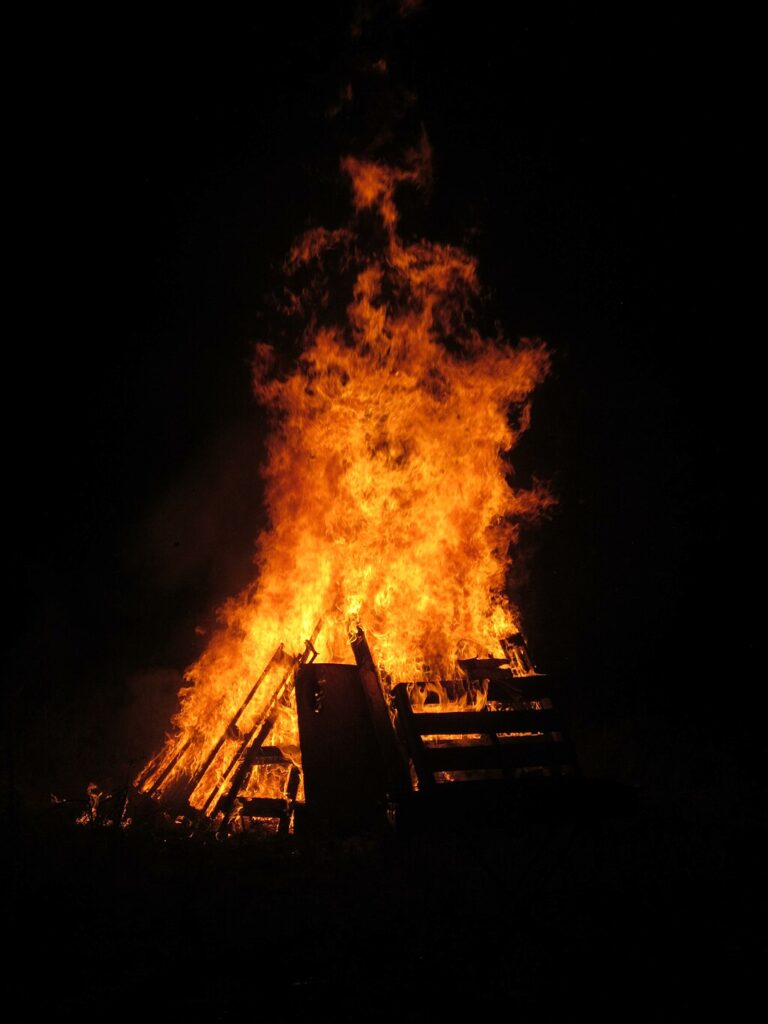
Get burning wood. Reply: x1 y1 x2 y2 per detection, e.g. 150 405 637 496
105 141 564 835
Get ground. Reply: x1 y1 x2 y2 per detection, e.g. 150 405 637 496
8 781 761 1019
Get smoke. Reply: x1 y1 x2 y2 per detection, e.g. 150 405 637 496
128 418 269 615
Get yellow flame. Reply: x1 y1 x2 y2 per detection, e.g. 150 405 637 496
138 146 552 808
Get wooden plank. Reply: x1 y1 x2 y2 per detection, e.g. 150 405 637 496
207 624 322 827
249 746 290 764
424 739 574 772
297 664 395 831
278 765 301 836
458 657 516 682
393 683 435 790
350 628 412 800
238 797 288 817
401 673 559 705
409 708 563 734
143 737 191 794
488 677 561 706
185 643 290 802
202 660 296 816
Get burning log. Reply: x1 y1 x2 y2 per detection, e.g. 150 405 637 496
500 632 536 676
182 642 293 806
350 626 411 801
395 683 576 783
123 141 563 837
206 632 320 829
139 738 192 797
391 673 636 830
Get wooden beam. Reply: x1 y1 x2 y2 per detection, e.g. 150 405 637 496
350 627 412 801
393 683 434 790
408 708 563 735
424 740 574 773
184 644 290 804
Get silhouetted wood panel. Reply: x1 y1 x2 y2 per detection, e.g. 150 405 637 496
424 740 574 772
488 675 559 702
410 708 563 734
296 663 391 833
239 797 289 817
350 627 411 800
393 683 579 791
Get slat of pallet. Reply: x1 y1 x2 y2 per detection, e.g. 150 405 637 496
278 765 301 836
249 746 291 765
409 708 563 734
238 797 288 817
393 684 436 790
458 658 515 681
488 682 562 707
424 739 574 772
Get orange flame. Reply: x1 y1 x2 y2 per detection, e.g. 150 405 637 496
138 145 552 810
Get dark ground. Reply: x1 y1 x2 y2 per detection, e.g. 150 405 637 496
5 4 759 1017
9 801 762 1017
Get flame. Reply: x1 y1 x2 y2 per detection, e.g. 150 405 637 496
138 144 552 812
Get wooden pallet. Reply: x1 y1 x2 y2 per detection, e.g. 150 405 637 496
392 675 635 829
393 676 578 788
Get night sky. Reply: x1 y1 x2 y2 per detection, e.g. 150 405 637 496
8 4 751 811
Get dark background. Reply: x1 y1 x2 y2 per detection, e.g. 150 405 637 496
9 2 749 802
6 4 760 1016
